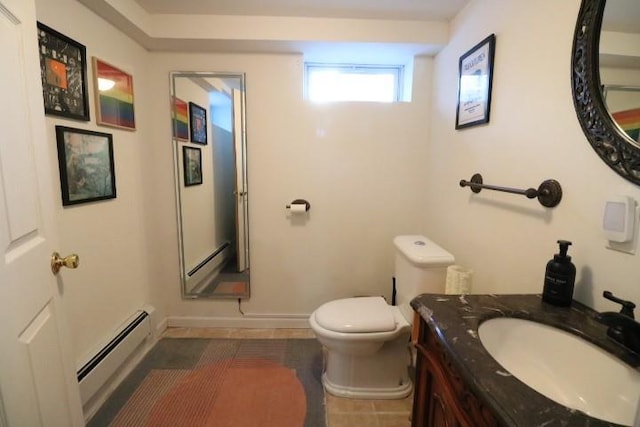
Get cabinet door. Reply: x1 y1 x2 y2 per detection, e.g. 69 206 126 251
412 314 500 427
413 344 473 427
412 345 429 426
428 379 463 427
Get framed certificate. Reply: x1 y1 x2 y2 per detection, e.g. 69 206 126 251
456 34 496 129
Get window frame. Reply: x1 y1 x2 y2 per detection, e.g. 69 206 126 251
304 62 404 103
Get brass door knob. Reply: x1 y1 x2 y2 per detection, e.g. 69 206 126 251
51 252 79 275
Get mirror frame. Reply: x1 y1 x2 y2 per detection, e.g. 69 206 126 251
572 0 640 186
170 71 250 300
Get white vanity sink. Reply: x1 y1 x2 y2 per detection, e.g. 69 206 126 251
478 317 640 426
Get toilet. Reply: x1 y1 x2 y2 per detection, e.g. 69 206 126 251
309 235 454 399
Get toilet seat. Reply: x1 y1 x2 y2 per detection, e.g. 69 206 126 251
314 296 397 333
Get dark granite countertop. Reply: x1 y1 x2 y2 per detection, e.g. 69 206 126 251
410 294 640 427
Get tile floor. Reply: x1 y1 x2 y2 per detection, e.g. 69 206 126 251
162 327 413 427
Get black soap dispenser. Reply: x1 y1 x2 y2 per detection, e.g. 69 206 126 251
542 240 576 306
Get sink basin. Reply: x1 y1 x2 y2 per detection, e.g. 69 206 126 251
478 317 640 426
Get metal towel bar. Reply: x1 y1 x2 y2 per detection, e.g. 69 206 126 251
459 173 562 208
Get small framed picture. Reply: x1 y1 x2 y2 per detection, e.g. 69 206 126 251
92 57 135 130
55 126 116 206
189 102 207 144
455 34 496 129
172 97 189 141
37 22 90 121
183 146 202 186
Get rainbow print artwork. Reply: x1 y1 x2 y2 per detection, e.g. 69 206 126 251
94 58 135 130
173 97 189 140
612 108 640 142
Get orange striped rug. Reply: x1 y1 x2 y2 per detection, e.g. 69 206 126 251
88 339 325 427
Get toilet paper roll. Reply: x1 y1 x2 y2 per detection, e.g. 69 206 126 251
445 265 473 295
289 203 307 213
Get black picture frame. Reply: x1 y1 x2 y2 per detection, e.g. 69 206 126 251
455 34 496 129
55 126 116 206
37 22 90 121
183 146 203 186
188 102 207 144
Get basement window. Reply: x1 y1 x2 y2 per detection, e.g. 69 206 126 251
305 63 404 103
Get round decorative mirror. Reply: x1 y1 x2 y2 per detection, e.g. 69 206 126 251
572 0 640 185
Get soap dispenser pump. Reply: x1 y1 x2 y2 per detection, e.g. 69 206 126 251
542 240 576 306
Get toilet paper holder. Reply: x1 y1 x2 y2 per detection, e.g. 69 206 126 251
286 199 311 212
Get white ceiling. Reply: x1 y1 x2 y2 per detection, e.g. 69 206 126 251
132 0 470 21
80 0 640 66
78 0 468 59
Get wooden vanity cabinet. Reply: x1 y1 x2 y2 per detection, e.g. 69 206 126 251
411 312 499 427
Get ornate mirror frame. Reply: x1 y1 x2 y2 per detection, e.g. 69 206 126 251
572 0 640 185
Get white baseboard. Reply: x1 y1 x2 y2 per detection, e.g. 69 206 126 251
166 314 311 329
155 316 168 338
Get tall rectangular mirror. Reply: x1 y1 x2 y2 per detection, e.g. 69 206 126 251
171 71 249 299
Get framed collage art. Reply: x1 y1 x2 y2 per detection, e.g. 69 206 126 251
37 22 90 121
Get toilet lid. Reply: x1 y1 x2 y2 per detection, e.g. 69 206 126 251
314 296 396 333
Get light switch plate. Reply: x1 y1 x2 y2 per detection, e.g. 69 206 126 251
603 196 636 243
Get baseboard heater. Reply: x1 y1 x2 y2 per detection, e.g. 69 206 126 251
186 242 231 293
77 310 151 405
187 241 230 277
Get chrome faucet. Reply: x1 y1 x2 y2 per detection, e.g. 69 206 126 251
596 291 640 354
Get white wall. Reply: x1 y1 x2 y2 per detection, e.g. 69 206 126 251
425 0 640 311
36 0 640 357
36 0 160 366
148 54 433 320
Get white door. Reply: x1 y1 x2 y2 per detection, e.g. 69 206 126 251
233 88 249 272
0 0 84 425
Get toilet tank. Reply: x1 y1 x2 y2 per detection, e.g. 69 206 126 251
393 235 454 321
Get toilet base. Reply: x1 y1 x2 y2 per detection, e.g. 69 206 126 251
323 373 412 399
320 332 413 400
